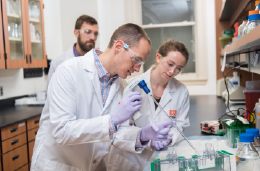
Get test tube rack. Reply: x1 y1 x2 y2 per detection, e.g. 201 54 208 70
151 143 232 171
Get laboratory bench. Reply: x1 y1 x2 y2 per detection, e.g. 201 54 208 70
0 105 42 171
0 95 231 170
184 95 233 137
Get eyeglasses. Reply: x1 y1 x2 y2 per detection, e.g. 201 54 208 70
77 29 99 37
160 54 184 75
114 40 144 66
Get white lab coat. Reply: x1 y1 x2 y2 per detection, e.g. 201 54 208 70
47 46 75 85
108 66 190 171
31 49 143 171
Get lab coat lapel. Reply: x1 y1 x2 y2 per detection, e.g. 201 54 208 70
103 79 120 112
84 50 103 109
154 78 177 118
91 71 103 109
145 68 156 118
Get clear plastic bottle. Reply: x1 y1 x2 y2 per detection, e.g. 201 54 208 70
236 133 260 171
247 14 260 33
246 129 260 151
230 71 240 88
238 16 248 38
256 99 260 131
242 10 259 36
255 1 260 10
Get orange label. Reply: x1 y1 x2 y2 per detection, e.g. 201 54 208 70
169 110 177 116
118 102 120 105
258 112 260 116
236 155 238 162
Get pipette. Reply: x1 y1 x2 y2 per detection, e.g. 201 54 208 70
138 80 199 155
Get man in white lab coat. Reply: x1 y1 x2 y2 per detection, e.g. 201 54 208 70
31 23 174 171
47 15 99 84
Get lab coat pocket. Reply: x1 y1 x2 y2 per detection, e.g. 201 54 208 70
109 153 140 171
43 160 82 171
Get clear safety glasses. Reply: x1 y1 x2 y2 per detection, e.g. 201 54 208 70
77 29 99 37
114 40 144 66
160 55 184 75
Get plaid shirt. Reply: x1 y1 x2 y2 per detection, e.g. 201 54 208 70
93 49 146 149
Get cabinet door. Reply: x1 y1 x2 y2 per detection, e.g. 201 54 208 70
0 2 5 69
25 0 47 68
2 0 30 69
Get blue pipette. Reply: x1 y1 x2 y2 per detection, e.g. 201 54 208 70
138 80 199 154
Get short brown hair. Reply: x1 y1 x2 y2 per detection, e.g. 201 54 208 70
108 23 151 48
158 39 189 63
75 15 98 30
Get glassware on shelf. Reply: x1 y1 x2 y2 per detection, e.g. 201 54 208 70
30 23 36 40
14 23 18 38
10 22 15 37
247 14 260 33
18 24 22 38
29 1 40 20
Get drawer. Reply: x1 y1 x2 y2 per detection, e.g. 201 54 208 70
2 144 28 171
2 133 27 154
29 140 35 162
27 127 38 142
27 116 40 130
1 122 26 141
16 164 28 171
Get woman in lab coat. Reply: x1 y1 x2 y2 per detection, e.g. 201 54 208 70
108 39 190 171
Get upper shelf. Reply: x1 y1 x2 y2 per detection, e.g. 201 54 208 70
221 26 260 56
219 0 251 28
29 18 40 23
7 13 21 19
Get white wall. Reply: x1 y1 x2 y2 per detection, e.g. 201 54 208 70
0 0 216 100
0 0 99 100
185 0 216 95
60 0 99 51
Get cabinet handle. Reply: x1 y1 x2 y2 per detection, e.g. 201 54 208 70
11 139 19 145
34 119 39 124
26 54 28 63
10 127 18 133
12 154 19 160
29 54 32 63
35 130 38 135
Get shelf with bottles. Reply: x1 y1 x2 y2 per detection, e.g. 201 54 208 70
220 25 260 57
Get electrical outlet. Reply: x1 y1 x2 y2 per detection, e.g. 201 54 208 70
0 86 3 96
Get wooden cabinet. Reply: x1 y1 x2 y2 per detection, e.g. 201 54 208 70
1 122 26 141
1 0 46 69
27 116 40 130
0 116 40 171
0 1 5 70
2 133 27 154
28 141 35 162
2 144 28 171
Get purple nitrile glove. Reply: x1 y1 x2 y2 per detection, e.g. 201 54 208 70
111 92 142 126
140 120 175 141
150 133 173 150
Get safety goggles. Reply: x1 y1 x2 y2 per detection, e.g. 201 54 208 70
77 29 99 37
160 54 184 75
114 40 144 66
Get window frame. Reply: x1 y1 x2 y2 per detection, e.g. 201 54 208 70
139 0 208 85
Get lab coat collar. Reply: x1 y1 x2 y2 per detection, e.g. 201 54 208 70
84 49 121 110
147 66 178 117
